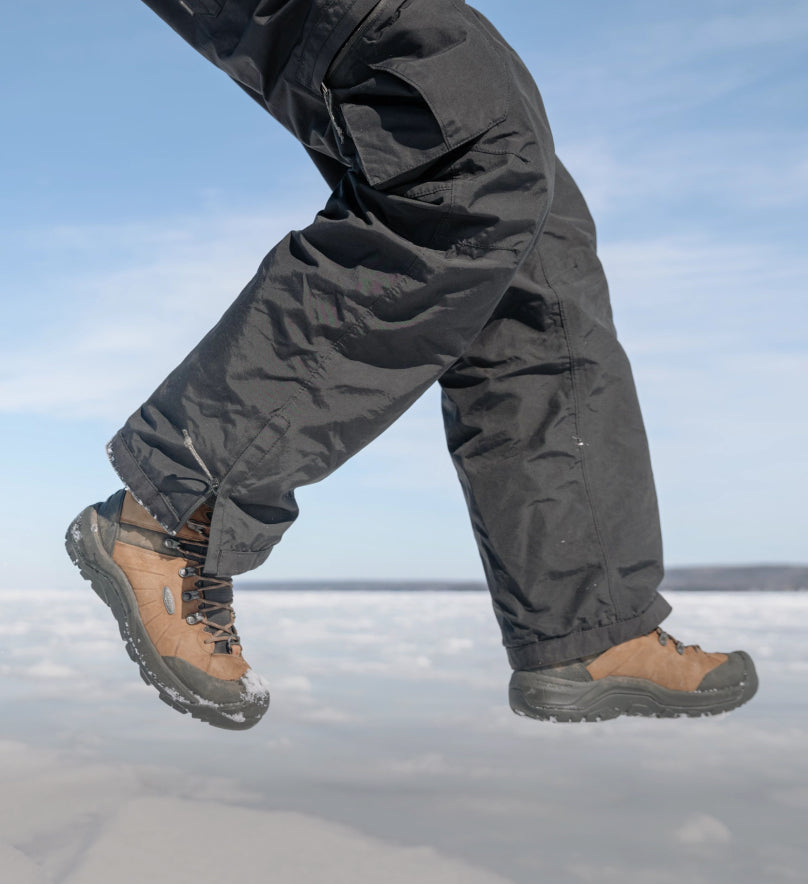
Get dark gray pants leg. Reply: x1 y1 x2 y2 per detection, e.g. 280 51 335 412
440 158 671 668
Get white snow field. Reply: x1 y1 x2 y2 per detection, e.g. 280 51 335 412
0 589 805 884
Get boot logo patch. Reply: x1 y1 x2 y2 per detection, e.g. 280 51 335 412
163 586 176 615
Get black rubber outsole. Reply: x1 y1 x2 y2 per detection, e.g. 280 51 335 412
65 505 269 731
508 656 758 722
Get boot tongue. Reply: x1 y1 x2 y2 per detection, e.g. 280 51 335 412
185 501 233 654
183 505 237 654
199 582 238 654
178 502 214 542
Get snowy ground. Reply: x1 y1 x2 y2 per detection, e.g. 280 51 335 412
0 589 805 884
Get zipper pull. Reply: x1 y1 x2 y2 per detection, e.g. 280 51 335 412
320 83 345 142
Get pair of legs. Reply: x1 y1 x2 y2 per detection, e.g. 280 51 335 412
112 0 669 665
67 0 756 728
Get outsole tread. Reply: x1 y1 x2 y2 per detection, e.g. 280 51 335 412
508 663 758 722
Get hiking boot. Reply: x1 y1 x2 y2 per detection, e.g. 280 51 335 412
65 489 269 730
509 627 758 721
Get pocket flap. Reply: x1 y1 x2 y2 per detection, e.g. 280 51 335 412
368 15 508 151
328 0 509 188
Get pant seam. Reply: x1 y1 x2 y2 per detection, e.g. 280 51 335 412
534 250 621 621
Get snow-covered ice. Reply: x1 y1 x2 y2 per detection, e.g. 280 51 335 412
0 589 805 883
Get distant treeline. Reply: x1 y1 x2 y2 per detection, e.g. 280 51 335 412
660 566 808 592
239 565 808 592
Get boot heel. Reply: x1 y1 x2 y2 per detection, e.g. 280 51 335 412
65 509 111 607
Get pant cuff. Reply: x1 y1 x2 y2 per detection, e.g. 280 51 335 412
106 432 200 535
505 592 673 670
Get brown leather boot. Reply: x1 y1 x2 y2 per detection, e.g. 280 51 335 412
66 489 269 730
509 627 757 721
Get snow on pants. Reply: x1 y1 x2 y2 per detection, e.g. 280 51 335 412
109 0 672 667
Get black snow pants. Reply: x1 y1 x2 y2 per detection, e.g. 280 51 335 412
108 0 672 668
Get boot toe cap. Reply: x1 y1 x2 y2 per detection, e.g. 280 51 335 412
163 656 270 723
697 649 757 694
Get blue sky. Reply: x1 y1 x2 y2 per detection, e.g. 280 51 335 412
1 0 806 589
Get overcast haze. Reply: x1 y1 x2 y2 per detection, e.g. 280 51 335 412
1 0 807 589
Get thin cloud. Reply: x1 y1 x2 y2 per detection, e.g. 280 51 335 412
0 207 317 419
534 0 808 120
563 131 808 220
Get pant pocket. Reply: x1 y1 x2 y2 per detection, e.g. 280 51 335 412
324 0 509 187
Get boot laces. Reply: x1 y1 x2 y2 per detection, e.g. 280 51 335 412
163 516 240 653
656 627 699 656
